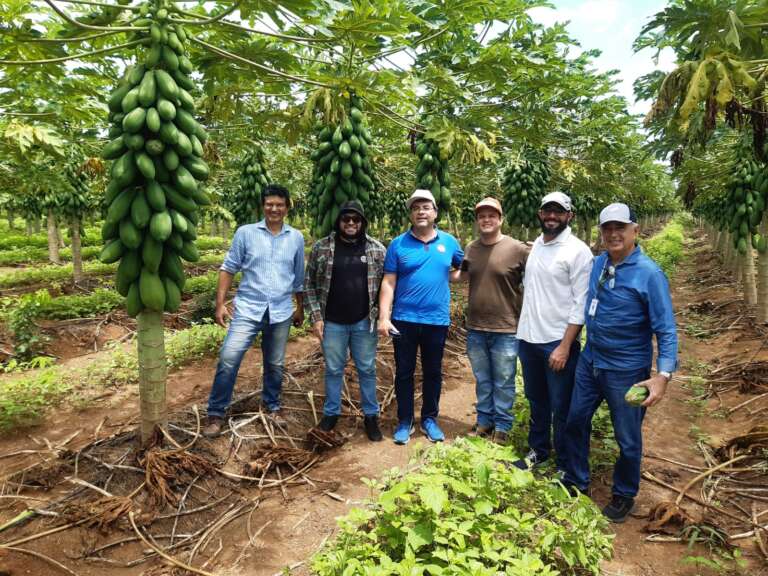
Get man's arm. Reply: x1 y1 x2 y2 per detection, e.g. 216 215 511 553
304 243 324 339
215 270 235 328
292 234 306 328
377 273 397 337
637 269 678 407
549 246 593 371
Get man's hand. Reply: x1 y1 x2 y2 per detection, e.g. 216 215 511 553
313 320 324 341
548 343 570 372
215 302 231 328
378 318 395 338
638 374 669 407
292 307 305 328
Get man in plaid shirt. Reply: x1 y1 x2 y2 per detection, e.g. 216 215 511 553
304 200 386 441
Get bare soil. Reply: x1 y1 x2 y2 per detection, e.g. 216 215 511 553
1 227 767 576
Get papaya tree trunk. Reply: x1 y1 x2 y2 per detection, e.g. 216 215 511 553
25 220 33 235
210 218 219 237
47 209 60 264
7 209 15 230
70 216 83 283
742 250 757 305
221 218 230 239
34 218 42 233
137 310 167 443
57 226 65 249
757 220 768 323
584 216 594 245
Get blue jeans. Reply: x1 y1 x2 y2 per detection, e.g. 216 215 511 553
207 310 292 417
563 357 649 498
518 339 580 469
322 319 379 416
466 330 519 433
392 320 448 423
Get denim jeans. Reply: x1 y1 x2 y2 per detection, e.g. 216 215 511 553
207 309 292 417
563 357 649 498
466 330 519 433
321 319 379 416
518 339 580 470
392 319 448 423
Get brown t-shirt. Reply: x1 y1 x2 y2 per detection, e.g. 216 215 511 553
462 235 530 332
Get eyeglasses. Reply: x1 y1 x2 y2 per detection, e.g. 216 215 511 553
410 204 434 213
598 264 615 290
340 215 362 224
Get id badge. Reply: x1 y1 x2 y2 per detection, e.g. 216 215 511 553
588 298 598 317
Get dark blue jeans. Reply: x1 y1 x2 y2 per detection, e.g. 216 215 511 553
207 309 292 418
518 339 580 470
563 356 649 498
392 319 448 424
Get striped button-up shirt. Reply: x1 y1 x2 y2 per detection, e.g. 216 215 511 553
220 220 305 324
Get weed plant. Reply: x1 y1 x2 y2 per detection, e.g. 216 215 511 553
312 438 613 575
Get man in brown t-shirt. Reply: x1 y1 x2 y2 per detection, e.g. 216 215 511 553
455 197 530 444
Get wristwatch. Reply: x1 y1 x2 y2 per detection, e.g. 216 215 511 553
659 371 672 381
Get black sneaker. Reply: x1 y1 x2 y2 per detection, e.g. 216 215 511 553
511 449 546 470
602 495 635 523
318 415 338 431
363 415 383 442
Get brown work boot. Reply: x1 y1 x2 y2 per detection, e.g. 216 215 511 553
202 416 223 438
471 423 493 438
492 430 509 445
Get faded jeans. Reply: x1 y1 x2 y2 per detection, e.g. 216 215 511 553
207 309 292 418
321 319 379 416
466 330 519 433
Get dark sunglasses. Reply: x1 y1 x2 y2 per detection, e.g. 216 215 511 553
340 214 362 224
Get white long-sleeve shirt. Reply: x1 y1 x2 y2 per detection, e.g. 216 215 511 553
516 227 593 344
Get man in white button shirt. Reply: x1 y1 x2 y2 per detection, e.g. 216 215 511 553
514 191 593 471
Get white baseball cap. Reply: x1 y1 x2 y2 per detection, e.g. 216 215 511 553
540 191 572 211
406 189 437 210
599 203 637 225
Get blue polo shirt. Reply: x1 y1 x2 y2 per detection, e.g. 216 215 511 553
384 228 463 326
583 246 678 373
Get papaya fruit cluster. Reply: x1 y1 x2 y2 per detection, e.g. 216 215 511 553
231 147 271 226
62 154 93 218
501 146 551 228
307 95 376 238
725 149 767 254
414 136 452 211
100 3 210 317
382 187 409 235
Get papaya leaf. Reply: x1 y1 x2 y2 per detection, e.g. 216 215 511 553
725 10 742 51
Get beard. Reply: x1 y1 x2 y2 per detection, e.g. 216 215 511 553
539 217 568 236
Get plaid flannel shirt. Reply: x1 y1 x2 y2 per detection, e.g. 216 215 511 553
304 232 386 329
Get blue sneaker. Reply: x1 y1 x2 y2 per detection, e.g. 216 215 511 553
393 421 414 445
420 418 445 442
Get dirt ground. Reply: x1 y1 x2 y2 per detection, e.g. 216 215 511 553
1 226 767 575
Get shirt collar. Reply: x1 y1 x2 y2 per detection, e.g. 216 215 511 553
539 226 572 246
256 219 289 235
408 226 441 244
600 245 641 267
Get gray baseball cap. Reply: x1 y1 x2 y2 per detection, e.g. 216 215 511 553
540 191 572 211
599 203 637 225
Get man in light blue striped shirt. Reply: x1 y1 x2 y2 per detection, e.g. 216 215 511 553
204 184 305 437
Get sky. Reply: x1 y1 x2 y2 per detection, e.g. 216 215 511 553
528 0 677 116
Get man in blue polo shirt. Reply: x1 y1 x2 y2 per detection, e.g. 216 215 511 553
563 203 677 523
378 189 464 444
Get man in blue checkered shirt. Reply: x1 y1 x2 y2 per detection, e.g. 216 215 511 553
203 184 305 437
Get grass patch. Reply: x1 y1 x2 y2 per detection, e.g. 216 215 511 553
0 320 307 432
641 214 691 276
